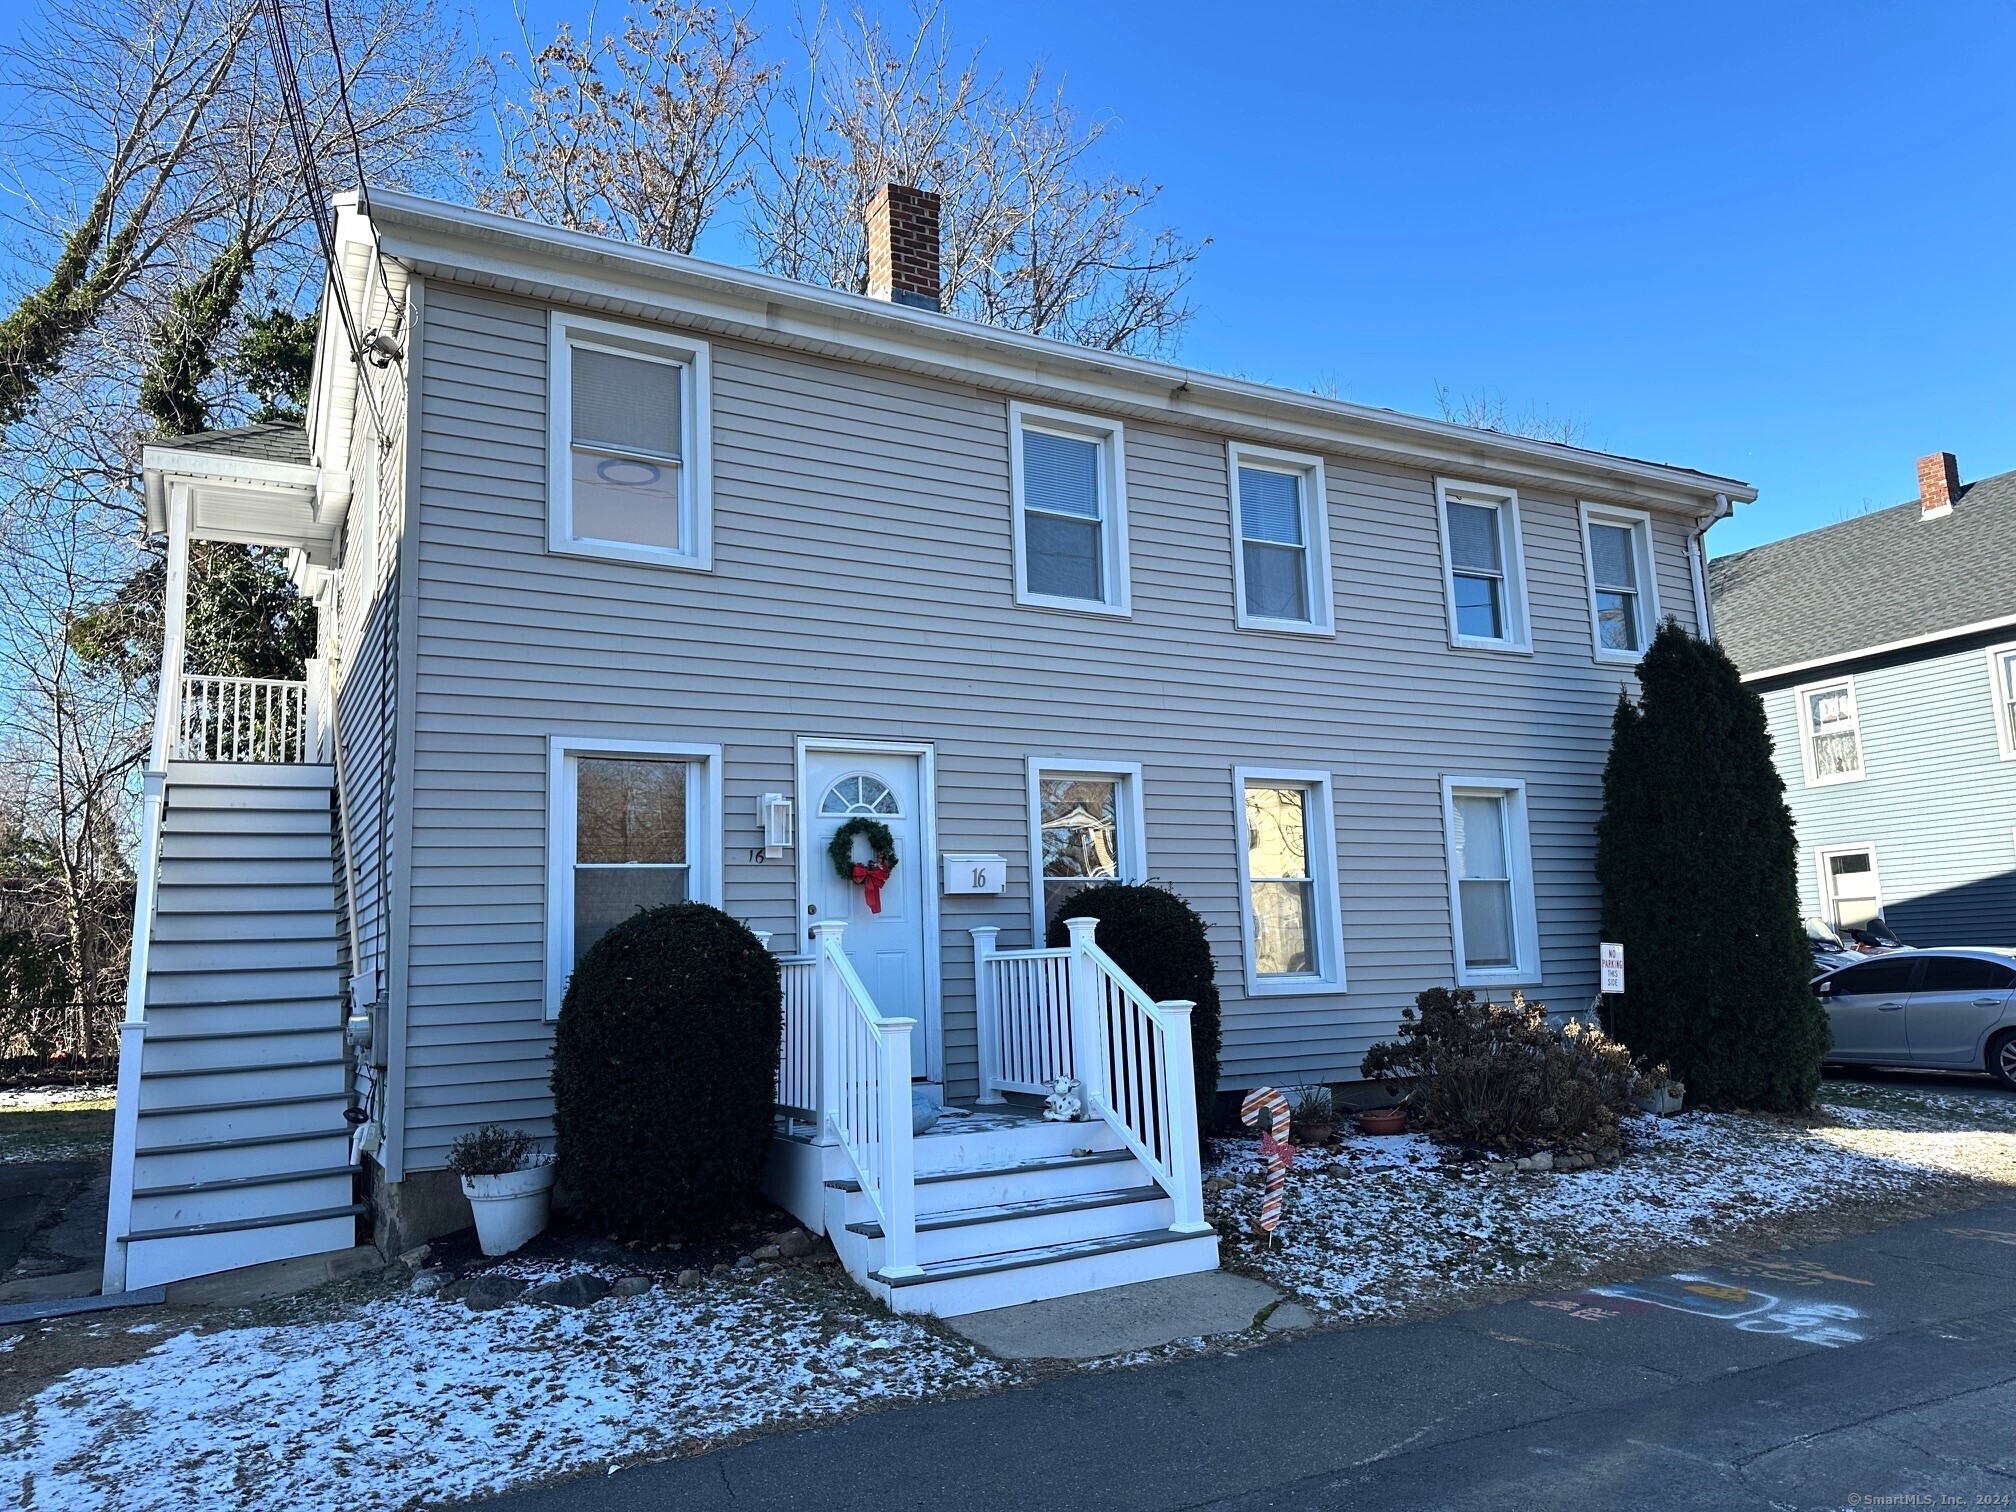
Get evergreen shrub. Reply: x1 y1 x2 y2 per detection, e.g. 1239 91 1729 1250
552 903 782 1239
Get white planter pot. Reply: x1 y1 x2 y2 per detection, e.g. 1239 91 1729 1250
459 1163 555 1256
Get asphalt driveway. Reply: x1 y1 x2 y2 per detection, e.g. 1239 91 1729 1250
483 1197 2016 1512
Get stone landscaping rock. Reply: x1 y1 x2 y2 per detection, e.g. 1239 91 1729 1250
1515 1152 1553 1173
461 1274 529 1312
526 1274 612 1309
778 1229 818 1260
752 1244 781 1261
1599 1146 1622 1165
1262 1301 1320 1333
678 1268 705 1288
1202 1175 1234 1194
410 1270 445 1296
710 1263 733 1279
611 1275 654 1298
733 1255 757 1272
398 1243 433 1269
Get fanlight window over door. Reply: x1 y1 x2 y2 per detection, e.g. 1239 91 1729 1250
820 774 900 817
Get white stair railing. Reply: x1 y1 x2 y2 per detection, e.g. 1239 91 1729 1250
177 675 311 763
974 919 1209 1233
773 955 819 1124
812 922 920 1276
969 927 1072 1103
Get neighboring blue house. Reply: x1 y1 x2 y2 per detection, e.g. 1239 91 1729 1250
1710 452 2016 947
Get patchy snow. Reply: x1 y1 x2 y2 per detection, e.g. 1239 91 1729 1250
1207 1084 2016 1321
1 1271 1003 1511
0 1086 114 1111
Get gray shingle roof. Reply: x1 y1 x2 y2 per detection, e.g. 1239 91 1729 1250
1708 467 2016 676
159 422 314 466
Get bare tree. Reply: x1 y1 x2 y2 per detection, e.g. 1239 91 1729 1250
474 0 779 254
1433 383 1590 448
750 4 1202 355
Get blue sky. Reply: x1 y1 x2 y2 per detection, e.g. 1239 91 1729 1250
471 0 2014 556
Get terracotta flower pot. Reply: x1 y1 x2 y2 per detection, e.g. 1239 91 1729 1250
1356 1106 1407 1135
1292 1122 1333 1147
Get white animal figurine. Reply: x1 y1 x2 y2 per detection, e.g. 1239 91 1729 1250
1043 1076 1083 1122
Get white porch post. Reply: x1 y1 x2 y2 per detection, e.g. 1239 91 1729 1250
102 483 193 1293
968 926 1004 1105
876 1016 921 1277
810 921 846 1147
1063 917 1103 1121
304 656 330 762
1155 998 1211 1232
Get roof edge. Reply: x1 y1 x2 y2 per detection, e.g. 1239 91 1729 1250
1737 611 2016 683
346 189 1757 513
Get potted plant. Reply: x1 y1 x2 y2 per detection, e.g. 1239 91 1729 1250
448 1126 555 1256
1632 1064 1686 1116
1356 1103 1408 1135
1289 1084 1336 1145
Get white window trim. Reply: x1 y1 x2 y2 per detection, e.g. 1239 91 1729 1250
1815 843 1882 933
1794 675 1866 786
1232 765 1347 996
1433 478 1532 654
1008 401 1131 617
1026 757 1148 939
1986 642 2016 762
545 736 723 1020
1439 775 1542 989
1227 442 1333 636
547 310 713 572
1578 501 1662 663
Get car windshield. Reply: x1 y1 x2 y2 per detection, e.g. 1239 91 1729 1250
1846 916 1905 948
1804 917 1848 950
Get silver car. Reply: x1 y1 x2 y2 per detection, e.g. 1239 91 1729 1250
1814 948 2016 1089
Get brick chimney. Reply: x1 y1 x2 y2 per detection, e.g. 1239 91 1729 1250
1917 451 1960 519
865 184 941 312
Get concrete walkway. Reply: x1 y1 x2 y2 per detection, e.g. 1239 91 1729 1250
486 1198 2016 1511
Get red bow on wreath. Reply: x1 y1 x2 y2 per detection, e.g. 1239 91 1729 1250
851 862 894 914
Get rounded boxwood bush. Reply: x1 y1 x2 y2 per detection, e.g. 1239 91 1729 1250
1047 882 1222 1134
552 903 782 1239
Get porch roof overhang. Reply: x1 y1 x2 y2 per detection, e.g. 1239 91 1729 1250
142 443 350 566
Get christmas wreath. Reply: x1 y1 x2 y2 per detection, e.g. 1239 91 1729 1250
828 818 898 914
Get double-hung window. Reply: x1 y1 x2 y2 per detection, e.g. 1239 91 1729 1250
1989 644 2016 760
1009 403 1129 615
1796 678 1864 785
1435 480 1530 652
1027 759 1145 934
1230 444 1331 633
1579 503 1659 660
1234 767 1345 994
1441 777 1540 987
548 312 712 570
546 738 721 1017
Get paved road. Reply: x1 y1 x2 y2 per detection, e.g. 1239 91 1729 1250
488 1198 2016 1512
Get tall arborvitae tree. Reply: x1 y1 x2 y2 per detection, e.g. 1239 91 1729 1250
1596 620 1830 1110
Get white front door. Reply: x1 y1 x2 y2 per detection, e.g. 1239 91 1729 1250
805 748 930 1078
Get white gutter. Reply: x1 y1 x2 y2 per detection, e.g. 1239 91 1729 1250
1690 491 1735 640
1738 612 2016 684
340 189 1756 517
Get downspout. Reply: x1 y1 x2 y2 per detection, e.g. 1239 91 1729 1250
1689 491 1732 641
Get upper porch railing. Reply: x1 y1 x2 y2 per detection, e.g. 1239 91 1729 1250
175 673 324 764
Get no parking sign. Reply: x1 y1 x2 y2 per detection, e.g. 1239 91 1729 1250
1600 941 1626 994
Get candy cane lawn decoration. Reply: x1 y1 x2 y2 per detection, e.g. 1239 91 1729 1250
1240 1085 1295 1243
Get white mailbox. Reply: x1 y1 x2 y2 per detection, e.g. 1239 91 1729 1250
941 852 1008 895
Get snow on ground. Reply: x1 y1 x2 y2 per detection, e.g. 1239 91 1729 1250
0 1086 114 1111
1206 1082 2016 1320
2 1270 1003 1512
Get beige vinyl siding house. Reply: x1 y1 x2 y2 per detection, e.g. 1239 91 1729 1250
107 186 1752 1298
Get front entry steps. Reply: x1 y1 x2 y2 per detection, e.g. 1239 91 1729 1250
773 1107 1219 1318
